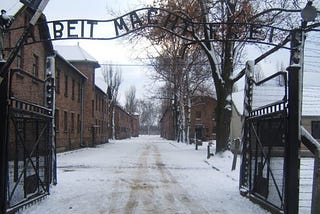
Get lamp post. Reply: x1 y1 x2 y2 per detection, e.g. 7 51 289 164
285 1 317 214
0 9 13 214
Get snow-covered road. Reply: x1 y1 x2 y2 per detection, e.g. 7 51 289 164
22 135 269 214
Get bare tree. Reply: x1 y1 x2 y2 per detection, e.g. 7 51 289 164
149 36 212 143
124 85 138 115
146 0 302 152
138 99 158 135
101 64 122 139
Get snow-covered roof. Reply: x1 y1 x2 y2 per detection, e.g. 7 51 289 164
55 52 88 80
302 87 320 116
55 45 100 67
232 73 320 117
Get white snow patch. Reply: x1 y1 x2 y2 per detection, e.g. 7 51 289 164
21 136 270 214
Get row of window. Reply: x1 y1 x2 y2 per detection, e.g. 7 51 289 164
54 109 108 135
195 111 215 121
55 70 82 102
95 94 106 113
54 109 80 133
16 49 40 78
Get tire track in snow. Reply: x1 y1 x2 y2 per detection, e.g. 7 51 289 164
110 142 210 214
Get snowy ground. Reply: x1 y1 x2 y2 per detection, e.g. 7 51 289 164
21 135 270 214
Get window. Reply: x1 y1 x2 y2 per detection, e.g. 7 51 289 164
55 109 59 131
196 111 201 120
72 79 75 100
64 75 68 97
71 113 74 133
64 111 68 132
56 69 60 94
32 54 39 77
312 121 320 139
78 82 81 102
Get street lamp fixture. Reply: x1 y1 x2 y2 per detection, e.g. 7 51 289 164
301 1 318 23
1 9 14 63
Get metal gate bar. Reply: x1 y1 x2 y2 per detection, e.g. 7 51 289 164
240 61 288 213
1 68 55 213
6 101 52 213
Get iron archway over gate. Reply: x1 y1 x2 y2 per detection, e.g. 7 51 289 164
0 3 319 214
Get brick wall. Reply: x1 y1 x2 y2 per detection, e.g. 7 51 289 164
4 8 54 158
68 61 99 146
131 114 140 137
189 96 217 141
54 55 86 152
94 86 109 145
4 7 110 153
114 105 132 139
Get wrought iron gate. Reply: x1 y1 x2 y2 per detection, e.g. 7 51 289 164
240 61 289 213
3 69 55 213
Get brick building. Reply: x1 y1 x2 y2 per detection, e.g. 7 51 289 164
3 7 55 158
94 85 109 145
1 5 115 211
131 114 140 137
190 96 217 141
114 105 131 139
160 96 217 141
54 52 87 152
55 45 109 149
114 104 139 139
3 6 109 153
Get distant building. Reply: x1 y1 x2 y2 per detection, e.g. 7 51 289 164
160 96 217 141
189 96 217 141
131 114 140 137
114 104 139 139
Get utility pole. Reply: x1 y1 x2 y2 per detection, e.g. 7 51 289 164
284 2 317 213
285 28 304 214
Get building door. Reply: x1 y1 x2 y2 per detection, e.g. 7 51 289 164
195 125 203 140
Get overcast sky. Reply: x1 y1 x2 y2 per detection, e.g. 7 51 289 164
2 0 320 105
3 0 156 105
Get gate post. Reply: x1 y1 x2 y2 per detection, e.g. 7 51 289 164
0 65 9 214
285 28 304 214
